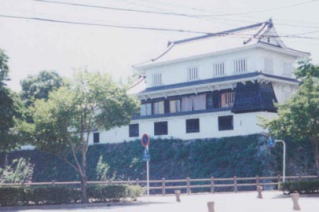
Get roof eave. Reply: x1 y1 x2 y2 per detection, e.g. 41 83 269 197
256 43 310 58
137 72 299 98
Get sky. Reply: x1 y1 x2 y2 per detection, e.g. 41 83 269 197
1 0 319 91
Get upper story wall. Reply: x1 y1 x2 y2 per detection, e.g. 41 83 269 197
142 47 297 89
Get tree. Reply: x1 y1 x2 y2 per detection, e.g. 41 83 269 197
0 49 23 154
264 60 319 174
0 49 9 85
20 71 64 107
30 71 138 202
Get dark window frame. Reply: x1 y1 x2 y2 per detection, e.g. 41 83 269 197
154 121 168 135
129 124 139 137
218 115 234 131
186 118 200 133
93 132 100 144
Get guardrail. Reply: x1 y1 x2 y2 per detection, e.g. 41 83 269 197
1 175 318 195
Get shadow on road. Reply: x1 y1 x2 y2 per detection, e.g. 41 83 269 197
0 200 171 212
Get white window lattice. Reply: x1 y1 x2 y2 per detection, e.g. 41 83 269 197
152 73 162 86
234 59 247 74
140 103 152 116
187 67 199 81
153 101 164 114
213 63 225 77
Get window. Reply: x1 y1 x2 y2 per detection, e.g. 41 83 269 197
193 94 206 110
283 62 292 77
154 121 168 135
264 58 274 74
213 63 225 77
140 103 152 116
218 115 233 131
169 99 181 113
234 59 247 73
153 101 164 114
220 90 235 108
181 94 206 112
187 67 199 81
152 73 162 86
93 132 100 144
129 124 139 137
186 119 200 133
206 93 214 109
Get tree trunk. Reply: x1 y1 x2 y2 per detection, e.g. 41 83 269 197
80 173 88 203
80 146 88 203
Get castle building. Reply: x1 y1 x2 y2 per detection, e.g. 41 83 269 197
90 20 309 144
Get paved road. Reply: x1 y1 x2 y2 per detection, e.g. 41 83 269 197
2 191 319 212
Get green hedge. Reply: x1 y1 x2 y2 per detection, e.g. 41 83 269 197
88 184 143 202
1 134 316 182
0 184 143 206
281 179 319 194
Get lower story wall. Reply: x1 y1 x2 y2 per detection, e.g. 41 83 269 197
89 111 277 144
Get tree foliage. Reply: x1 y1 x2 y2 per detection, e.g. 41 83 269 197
0 158 34 183
20 71 64 106
30 70 138 202
264 60 319 173
0 49 24 152
0 49 9 85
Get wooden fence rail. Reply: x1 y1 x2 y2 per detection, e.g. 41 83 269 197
1 175 318 195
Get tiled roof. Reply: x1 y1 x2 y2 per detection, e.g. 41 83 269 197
135 19 284 67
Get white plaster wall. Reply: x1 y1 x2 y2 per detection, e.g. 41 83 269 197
144 48 298 88
254 49 296 77
272 82 298 103
89 111 277 144
144 48 259 88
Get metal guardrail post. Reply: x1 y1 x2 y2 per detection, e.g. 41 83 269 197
277 175 281 190
186 177 191 194
256 175 260 189
234 176 238 192
210 177 215 193
162 178 166 195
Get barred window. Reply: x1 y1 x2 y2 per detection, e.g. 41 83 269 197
129 124 139 137
234 59 247 73
213 63 225 77
154 121 168 135
93 132 100 144
186 119 200 133
187 67 199 81
152 73 162 86
220 90 235 108
218 116 233 131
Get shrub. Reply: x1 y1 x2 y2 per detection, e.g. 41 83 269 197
87 184 144 202
0 187 25 206
0 158 34 183
27 186 81 204
281 179 319 194
0 184 143 206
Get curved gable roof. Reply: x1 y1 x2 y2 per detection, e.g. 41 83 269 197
134 19 308 69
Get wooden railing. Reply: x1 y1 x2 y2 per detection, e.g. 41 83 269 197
1 175 318 195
